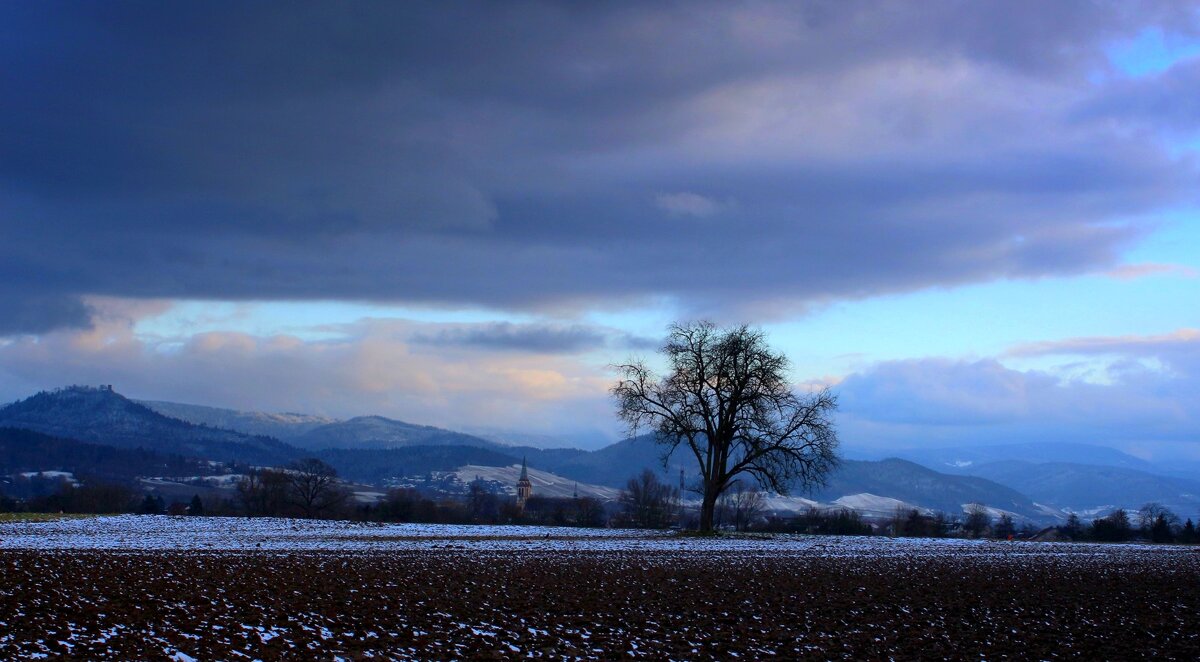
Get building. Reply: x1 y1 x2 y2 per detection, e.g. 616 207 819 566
516 457 533 509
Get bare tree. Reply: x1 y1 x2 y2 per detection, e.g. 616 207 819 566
574 496 607 528
287 458 348 518
1137 502 1178 531
618 469 678 529
1138 502 1179 543
236 468 290 516
1092 508 1132 542
994 513 1016 539
721 480 766 532
964 503 991 538
467 478 500 523
613 321 838 532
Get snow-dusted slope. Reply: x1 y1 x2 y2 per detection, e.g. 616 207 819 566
138 400 338 440
759 494 822 512
834 493 925 518
454 464 620 501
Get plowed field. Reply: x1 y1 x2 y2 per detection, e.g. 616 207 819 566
2 517 1199 659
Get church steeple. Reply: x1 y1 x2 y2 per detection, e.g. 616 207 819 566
516 456 533 510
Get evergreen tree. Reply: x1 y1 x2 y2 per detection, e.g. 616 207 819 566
187 494 204 516
1180 519 1196 544
139 493 164 515
1063 513 1084 540
994 513 1016 539
1150 513 1174 543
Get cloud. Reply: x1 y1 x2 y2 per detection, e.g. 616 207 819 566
1082 56 1200 131
0 304 624 439
410 322 655 353
4 296 1196 455
655 192 724 218
1106 262 1198 280
0 291 92 336
1006 328 1200 361
2 2 1199 332
838 329 1200 449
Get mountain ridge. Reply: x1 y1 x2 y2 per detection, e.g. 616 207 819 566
0 386 296 465
957 459 1200 516
5 386 1192 524
137 400 337 440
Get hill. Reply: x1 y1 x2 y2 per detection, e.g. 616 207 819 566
960 460 1200 517
0 427 220 485
527 439 1049 520
137 400 336 440
451 464 621 501
363 435 1056 521
527 434 690 488
138 399 596 453
293 416 504 452
319 445 523 484
880 442 1154 473
0 388 1079 523
0 386 297 465
809 458 1052 521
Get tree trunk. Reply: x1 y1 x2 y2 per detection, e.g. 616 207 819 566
699 486 719 533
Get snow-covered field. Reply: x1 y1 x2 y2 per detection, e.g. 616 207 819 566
1 515 1193 558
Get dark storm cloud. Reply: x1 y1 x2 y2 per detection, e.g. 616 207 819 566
2 1 1199 332
411 322 655 354
0 291 91 336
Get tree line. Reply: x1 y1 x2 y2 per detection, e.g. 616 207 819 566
6 454 1195 544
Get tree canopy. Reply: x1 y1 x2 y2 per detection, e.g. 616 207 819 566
613 321 838 532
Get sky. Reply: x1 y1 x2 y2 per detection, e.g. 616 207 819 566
1 1 1198 456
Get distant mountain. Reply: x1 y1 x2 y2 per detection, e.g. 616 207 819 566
809 458 1052 521
0 386 297 465
293 416 503 452
530 435 685 488
316 437 661 490
0 388 1117 523
522 437 1054 521
137 399 508 455
319 445 523 484
961 460 1200 517
137 401 611 452
877 442 1153 473
137 400 337 440
457 426 614 451
0 427 222 486
456 427 588 450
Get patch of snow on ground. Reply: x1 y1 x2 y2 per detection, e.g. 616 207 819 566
0 515 1192 558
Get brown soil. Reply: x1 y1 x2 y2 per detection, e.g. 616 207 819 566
2 549 1198 659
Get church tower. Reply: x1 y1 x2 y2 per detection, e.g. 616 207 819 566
516 457 533 509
